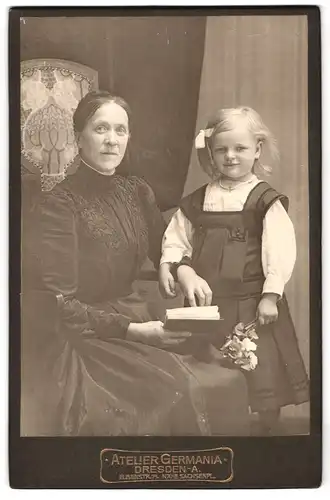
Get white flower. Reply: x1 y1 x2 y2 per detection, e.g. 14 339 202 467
248 352 258 369
220 321 259 372
240 352 258 371
241 338 257 352
247 328 259 340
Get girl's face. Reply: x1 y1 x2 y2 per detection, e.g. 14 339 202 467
77 102 129 175
211 125 261 181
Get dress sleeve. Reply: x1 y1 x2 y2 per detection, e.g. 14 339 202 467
160 208 194 265
135 178 167 270
261 199 297 297
39 188 131 339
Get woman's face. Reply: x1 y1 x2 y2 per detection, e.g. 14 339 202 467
77 102 129 175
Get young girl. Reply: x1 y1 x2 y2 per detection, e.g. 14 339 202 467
159 106 309 435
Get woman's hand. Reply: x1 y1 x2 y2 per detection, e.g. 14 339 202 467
177 265 212 307
127 320 191 348
257 293 279 325
159 262 177 298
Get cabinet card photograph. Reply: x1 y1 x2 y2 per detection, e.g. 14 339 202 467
9 6 321 489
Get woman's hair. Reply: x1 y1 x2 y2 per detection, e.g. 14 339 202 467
73 90 131 133
196 106 279 179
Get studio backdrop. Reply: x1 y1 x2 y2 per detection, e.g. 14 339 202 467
20 14 309 420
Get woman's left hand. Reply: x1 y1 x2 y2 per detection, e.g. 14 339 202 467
127 320 191 348
257 293 279 325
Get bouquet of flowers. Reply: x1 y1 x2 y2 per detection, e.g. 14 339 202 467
219 320 259 371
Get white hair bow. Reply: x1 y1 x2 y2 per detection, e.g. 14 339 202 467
195 128 214 149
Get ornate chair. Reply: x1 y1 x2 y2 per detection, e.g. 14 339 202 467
21 58 98 190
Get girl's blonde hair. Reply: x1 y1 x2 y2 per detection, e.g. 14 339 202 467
196 106 279 179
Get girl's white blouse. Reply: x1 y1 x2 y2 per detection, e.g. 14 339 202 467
161 175 296 297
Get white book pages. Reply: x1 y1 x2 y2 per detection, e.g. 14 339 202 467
165 306 220 321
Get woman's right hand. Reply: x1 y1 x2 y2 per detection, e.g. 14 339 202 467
127 320 191 348
177 265 213 307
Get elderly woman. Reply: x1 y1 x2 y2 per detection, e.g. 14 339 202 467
22 90 249 436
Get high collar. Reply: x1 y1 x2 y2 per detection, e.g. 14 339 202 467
71 160 121 194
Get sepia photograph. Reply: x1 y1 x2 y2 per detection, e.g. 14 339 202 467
10 6 321 488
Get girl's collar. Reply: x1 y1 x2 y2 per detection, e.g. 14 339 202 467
215 174 258 191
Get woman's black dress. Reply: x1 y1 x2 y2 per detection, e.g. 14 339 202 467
21 164 249 436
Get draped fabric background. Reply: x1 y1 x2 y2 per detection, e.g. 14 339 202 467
20 16 206 210
184 16 309 394
21 15 309 423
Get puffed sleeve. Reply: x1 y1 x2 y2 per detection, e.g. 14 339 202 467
160 208 194 265
261 199 297 297
135 178 167 270
39 188 131 339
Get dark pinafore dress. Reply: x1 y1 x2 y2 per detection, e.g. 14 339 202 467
179 182 309 413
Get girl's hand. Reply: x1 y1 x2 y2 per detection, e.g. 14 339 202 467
177 265 212 307
127 320 191 347
257 293 279 325
159 262 177 298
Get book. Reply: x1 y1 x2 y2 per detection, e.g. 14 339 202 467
164 306 222 334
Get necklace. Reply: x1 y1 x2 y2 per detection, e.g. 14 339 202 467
218 176 255 191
